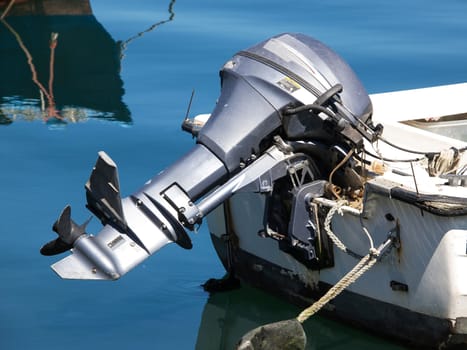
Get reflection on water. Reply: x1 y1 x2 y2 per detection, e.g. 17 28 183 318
118 0 175 66
0 0 175 126
195 286 407 350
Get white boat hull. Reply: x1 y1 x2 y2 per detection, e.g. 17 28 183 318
207 189 467 348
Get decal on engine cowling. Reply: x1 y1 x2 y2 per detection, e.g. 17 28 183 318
107 235 125 250
277 77 301 93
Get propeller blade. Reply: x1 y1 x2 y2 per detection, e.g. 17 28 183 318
40 205 88 256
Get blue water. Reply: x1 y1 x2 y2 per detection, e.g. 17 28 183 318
1 0 467 349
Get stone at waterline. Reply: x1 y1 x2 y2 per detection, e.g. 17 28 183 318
236 318 306 350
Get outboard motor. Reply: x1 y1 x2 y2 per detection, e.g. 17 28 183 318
41 33 378 280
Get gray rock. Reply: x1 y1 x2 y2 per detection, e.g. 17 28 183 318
236 318 306 350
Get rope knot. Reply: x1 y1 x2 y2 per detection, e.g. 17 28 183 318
336 200 348 216
369 247 379 258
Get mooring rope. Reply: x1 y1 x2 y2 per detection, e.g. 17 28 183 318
322 200 349 253
296 250 378 323
297 200 387 324
323 200 378 256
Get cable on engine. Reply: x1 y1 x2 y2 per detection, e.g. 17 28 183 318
359 147 426 163
328 147 355 199
283 103 338 119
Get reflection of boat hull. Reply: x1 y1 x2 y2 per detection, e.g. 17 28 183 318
196 285 398 349
195 288 296 350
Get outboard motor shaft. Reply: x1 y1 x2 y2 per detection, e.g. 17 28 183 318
41 33 376 280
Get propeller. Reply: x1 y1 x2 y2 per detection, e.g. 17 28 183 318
40 205 90 256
